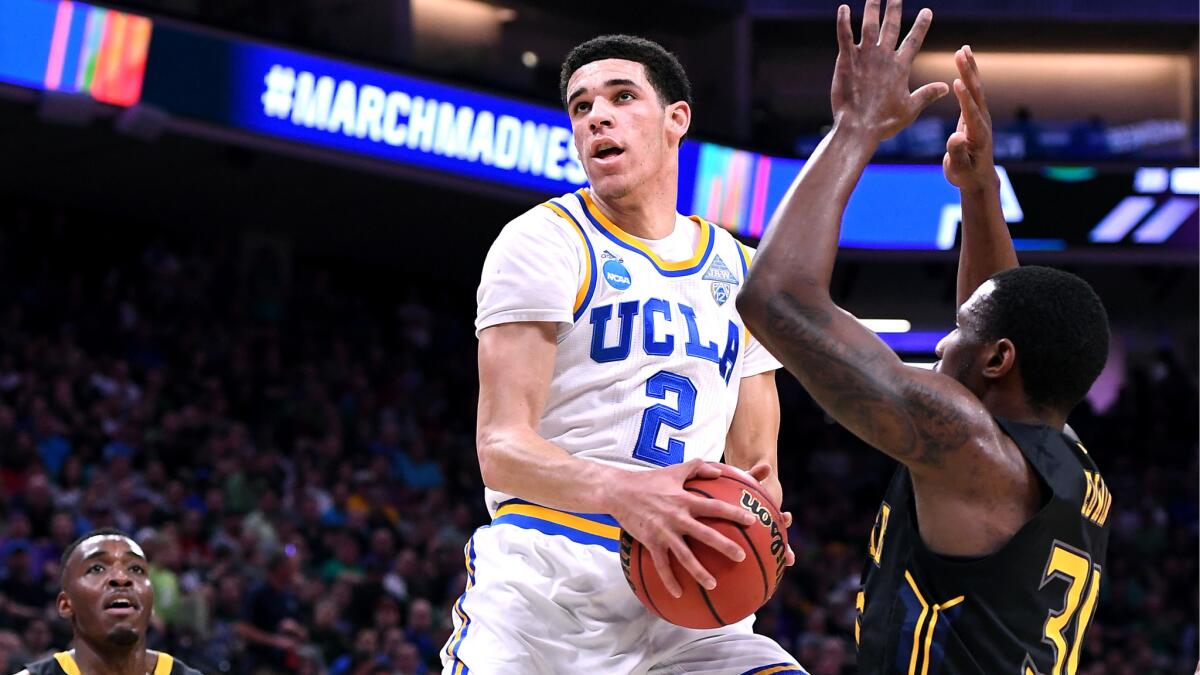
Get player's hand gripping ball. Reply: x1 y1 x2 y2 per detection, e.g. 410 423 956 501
620 463 788 628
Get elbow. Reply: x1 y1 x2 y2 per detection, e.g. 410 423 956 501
475 426 506 490
736 277 771 335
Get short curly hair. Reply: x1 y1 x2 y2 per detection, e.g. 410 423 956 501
975 266 1110 413
559 34 692 112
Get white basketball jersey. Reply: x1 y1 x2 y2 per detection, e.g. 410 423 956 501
476 189 780 515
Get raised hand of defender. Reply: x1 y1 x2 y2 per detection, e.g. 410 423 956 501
609 459 757 599
831 0 948 141
943 45 999 192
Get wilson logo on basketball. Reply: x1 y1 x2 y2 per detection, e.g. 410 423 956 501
740 490 786 585
618 530 637 594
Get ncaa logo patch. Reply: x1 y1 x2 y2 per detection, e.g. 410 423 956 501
603 259 632 290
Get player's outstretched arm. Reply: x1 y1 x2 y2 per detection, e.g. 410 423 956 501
739 1 1002 475
944 45 1018 307
476 322 757 598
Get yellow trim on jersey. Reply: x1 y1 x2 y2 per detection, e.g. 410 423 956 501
493 502 621 541
904 571 965 675
904 572 931 675
752 666 802 675
580 189 712 271
737 240 753 273
53 653 81 675
52 649 175 675
920 596 964 675
154 652 174 675
736 241 753 345
542 201 593 315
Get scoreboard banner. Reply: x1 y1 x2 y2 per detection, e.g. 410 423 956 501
2 0 1196 252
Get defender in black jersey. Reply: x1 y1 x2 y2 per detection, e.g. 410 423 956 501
738 2 1111 673
12 529 203 675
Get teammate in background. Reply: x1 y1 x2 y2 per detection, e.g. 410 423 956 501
446 34 803 674
13 529 202 675
737 2 1111 672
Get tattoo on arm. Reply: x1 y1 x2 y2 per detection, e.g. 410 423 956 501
764 290 970 467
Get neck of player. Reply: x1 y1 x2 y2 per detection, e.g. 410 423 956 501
588 156 680 240
979 382 1068 430
73 641 156 675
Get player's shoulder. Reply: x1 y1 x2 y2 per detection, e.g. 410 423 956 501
18 652 61 675
172 660 205 675
696 218 755 271
492 195 588 255
155 651 205 675
16 654 58 675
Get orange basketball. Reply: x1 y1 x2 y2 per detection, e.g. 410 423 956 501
619 463 788 629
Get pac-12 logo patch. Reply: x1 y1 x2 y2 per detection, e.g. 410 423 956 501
712 283 731 305
603 259 632 290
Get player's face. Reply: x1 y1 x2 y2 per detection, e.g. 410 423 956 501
59 535 154 647
565 59 688 200
933 281 993 393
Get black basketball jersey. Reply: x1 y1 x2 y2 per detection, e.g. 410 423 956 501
856 418 1111 675
23 650 203 675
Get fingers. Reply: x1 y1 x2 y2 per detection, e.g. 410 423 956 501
945 130 971 168
910 81 949 114
956 46 990 122
953 78 986 135
860 0 881 46
747 462 773 483
683 515 748 564
879 0 902 49
898 8 933 65
781 512 795 566
836 5 855 55
678 458 722 481
647 544 684 598
690 493 757 527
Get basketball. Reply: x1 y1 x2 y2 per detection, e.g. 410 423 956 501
620 463 788 629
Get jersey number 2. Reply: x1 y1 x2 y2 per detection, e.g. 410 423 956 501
1025 541 1102 675
632 371 696 466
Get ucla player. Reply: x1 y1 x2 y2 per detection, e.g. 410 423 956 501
443 35 804 674
739 2 1112 672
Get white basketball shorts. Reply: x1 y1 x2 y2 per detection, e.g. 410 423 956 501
441 499 807 675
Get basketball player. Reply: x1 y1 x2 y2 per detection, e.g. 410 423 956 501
13 529 202 675
444 35 804 674
738 2 1111 672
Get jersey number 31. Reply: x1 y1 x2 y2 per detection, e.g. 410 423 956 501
1024 541 1102 675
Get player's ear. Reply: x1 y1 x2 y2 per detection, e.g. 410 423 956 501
981 338 1015 380
57 590 73 620
665 100 690 147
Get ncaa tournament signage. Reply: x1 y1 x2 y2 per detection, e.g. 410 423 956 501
142 26 587 196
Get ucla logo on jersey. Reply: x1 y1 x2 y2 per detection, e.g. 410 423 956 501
603 258 632 291
588 297 740 384
703 255 738 305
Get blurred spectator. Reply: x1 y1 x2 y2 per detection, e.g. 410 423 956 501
237 550 307 674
